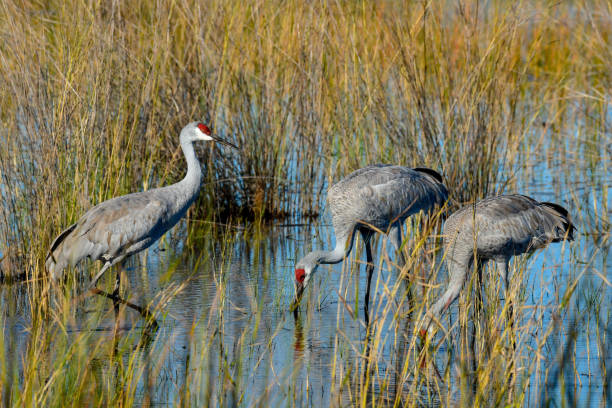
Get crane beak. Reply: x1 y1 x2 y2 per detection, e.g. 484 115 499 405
211 134 239 150
291 282 304 318
295 282 304 302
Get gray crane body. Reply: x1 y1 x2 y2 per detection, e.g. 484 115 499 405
423 194 574 334
46 122 237 285
46 178 199 280
294 164 449 303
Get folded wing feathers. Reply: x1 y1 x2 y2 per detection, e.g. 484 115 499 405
444 194 574 255
45 195 167 279
326 165 447 233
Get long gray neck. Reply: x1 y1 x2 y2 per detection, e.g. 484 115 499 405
301 230 355 266
164 139 203 219
424 255 472 331
180 139 203 188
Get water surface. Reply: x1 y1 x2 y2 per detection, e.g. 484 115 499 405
1 143 610 407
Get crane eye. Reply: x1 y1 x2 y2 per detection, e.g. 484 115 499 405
197 123 211 135
295 268 306 283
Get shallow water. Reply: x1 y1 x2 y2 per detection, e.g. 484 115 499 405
1 142 610 406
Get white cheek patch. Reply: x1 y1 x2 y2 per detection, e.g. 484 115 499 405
196 128 213 140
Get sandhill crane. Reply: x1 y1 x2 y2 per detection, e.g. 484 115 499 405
293 164 449 319
421 194 574 336
46 122 237 319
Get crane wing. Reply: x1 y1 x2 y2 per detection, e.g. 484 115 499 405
72 193 168 257
448 195 573 255
364 175 446 224
328 165 447 231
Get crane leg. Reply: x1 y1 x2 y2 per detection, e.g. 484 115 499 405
364 237 374 327
90 287 157 328
389 224 406 268
471 261 484 374
389 224 413 315
497 259 515 350
474 261 483 318
85 258 158 330
112 269 121 316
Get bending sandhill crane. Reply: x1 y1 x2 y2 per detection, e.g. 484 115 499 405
293 165 449 318
421 194 574 336
46 122 237 318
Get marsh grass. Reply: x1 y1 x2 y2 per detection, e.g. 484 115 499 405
0 0 610 406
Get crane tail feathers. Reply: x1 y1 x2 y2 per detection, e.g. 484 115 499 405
540 202 569 218
412 167 444 184
539 202 575 242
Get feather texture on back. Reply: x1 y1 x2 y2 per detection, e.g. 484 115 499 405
327 164 448 238
444 194 574 266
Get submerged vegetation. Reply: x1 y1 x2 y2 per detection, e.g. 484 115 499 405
0 0 609 406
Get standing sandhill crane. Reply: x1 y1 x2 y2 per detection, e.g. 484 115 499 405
293 164 449 318
421 194 574 336
46 122 238 318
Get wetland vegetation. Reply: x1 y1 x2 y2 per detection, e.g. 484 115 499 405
0 0 609 406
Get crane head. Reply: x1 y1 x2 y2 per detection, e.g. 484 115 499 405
182 122 239 149
293 261 317 306
291 253 320 316
295 268 306 284
292 267 309 317
294 267 307 302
